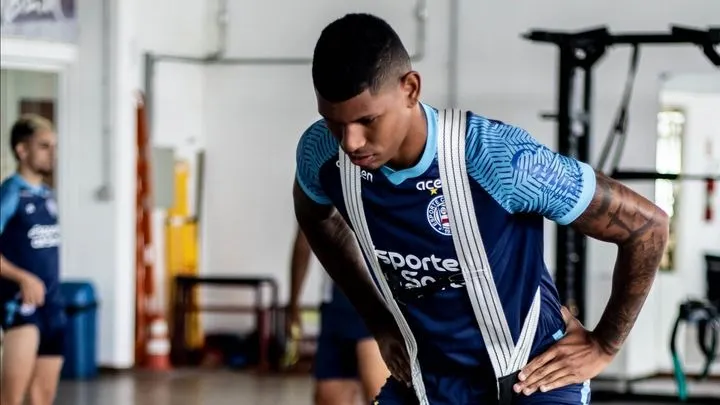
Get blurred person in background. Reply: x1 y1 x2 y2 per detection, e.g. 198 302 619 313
287 227 390 405
0 114 65 405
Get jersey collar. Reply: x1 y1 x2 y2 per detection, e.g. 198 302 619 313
380 102 438 185
11 173 48 196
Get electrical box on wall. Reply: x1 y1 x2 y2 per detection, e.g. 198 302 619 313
151 146 175 210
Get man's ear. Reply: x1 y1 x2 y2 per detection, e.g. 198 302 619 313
400 71 421 108
14 143 28 160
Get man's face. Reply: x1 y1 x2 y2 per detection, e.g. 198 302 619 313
17 130 57 176
316 73 420 170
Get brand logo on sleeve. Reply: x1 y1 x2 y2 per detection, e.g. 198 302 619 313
511 146 581 200
335 160 374 182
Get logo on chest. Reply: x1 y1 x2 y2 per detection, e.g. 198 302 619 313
426 195 452 236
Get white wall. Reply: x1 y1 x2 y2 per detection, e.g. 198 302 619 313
136 0 212 313
61 0 212 368
58 0 137 368
656 87 720 375
199 0 720 377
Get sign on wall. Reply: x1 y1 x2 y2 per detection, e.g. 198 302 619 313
1 0 77 43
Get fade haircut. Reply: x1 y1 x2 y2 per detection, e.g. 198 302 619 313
312 13 412 103
10 114 53 160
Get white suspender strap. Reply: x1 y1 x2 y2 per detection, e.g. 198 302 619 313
339 151 430 405
436 109 542 382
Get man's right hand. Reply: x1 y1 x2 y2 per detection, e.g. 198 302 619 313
369 313 412 385
19 272 45 306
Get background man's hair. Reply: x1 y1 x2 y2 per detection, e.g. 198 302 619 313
312 13 411 103
10 114 53 160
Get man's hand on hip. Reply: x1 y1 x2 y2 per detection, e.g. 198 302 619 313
514 306 614 395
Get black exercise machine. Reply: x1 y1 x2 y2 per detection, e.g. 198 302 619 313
523 25 720 403
670 299 719 402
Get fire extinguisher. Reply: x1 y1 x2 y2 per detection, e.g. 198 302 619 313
706 177 715 222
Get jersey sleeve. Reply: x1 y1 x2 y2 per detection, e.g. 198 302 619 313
0 181 20 235
465 115 596 225
295 120 339 205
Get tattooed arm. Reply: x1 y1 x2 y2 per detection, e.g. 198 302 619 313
517 171 669 395
571 171 669 355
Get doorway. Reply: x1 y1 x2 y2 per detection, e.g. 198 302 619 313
0 68 59 187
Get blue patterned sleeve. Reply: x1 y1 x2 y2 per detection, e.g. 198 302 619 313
0 181 20 235
465 115 597 225
295 120 339 205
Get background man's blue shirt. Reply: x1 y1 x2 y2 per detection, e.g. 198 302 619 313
0 174 62 305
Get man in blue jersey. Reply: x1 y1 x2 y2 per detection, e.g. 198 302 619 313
293 13 669 405
1 115 65 405
287 227 390 404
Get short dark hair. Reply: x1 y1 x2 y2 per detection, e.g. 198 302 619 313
10 114 53 160
312 13 411 103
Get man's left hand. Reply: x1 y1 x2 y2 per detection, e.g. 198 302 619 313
514 306 615 396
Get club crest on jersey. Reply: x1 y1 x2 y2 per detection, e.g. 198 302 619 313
426 195 451 236
46 198 58 218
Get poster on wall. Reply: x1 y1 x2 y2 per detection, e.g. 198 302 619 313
0 0 77 43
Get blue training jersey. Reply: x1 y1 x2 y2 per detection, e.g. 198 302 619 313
295 103 596 375
0 174 62 305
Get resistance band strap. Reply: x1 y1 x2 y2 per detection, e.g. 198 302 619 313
339 150 429 405
596 45 641 174
436 109 542 391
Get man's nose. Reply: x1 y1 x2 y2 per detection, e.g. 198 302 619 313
340 124 366 154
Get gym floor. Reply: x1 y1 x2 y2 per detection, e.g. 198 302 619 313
54 370 719 405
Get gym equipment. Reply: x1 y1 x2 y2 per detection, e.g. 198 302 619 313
707 255 720 308
523 24 720 325
669 300 719 402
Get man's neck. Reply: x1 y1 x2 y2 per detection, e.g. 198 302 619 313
386 104 428 170
17 167 44 187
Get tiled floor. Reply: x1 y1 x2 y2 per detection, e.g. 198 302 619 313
53 370 719 405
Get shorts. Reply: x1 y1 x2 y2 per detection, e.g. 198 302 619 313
374 376 591 404
313 285 373 380
1 299 67 357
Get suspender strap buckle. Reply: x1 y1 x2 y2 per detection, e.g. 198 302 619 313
391 272 467 305
497 370 521 405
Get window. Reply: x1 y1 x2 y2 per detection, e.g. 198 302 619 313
655 108 685 271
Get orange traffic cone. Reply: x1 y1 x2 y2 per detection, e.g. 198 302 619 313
144 314 172 371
